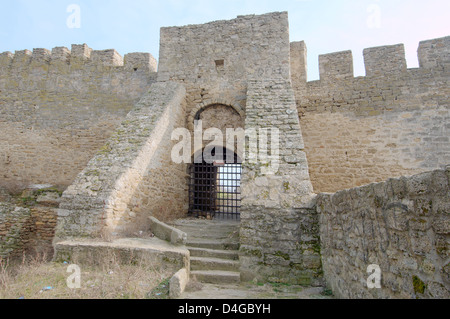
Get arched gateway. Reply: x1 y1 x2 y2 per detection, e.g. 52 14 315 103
188 147 242 220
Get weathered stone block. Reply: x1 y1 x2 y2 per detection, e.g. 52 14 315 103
319 50 354 81
364 44 407 77
418 36 450 69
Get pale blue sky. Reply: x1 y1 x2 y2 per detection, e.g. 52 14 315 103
1 0 449 80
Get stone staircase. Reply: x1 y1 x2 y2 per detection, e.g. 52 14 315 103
169 218 241 284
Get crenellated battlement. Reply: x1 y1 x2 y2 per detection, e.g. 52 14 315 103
0 43 157 75
124 52 157 72
290 41 308 84
363 44 407 77
31 48 51 64
9 50 32 71
0 44 158 190
319 50 354 80
0 51 14 72
291 35 450 84
91 49 123 67
51 47 71 63
291 35 450 119
71 43 93 61
418 36 450 69
0 43 158 130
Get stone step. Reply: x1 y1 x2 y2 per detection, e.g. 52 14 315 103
185 233 238 240
175 227 239 239
191 270 241 285
170 219 240 227
170 221 239 234
188 247 239 260
187 240 240 251
171 223 240 232
191 257 240 272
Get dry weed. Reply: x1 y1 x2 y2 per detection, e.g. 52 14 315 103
0 251 173 299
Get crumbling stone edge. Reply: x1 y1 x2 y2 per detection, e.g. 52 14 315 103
170 268 190 299
149 217 187 246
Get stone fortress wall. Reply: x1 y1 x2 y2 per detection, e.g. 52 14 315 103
0 44 157 189
291 36 449 193
0 11 448 298
0 16 447 197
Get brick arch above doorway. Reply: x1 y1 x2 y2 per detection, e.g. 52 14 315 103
187 99 245 132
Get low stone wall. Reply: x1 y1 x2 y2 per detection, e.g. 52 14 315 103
317 167 450 299
0 187 60 260
30 207 58 256
0 203 33 259
0 205 57 260
54 238 190 273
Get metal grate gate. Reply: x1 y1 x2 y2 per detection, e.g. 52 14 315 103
189 161 242 220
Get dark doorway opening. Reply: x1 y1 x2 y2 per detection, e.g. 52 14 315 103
189 148 241 220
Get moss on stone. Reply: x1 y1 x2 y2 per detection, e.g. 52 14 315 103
258 191 269 200
86 170 100 177
275 251 291 261
34 187 63 197
413 276 426 295
311 242 322 255
242 248 263 258
98 143 112 155
374 196 383 208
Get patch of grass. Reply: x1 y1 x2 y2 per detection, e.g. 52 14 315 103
0 253 172 299
269 282 291 292
269 282 291 288
19 196 36 207
14 187 62 208
33 187 63 197
147 278 171 299
321 288 334 297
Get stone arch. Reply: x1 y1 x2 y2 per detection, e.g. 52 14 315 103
187 99 245 132
191 140 245 166
191 145 244 165
189 101 245 162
